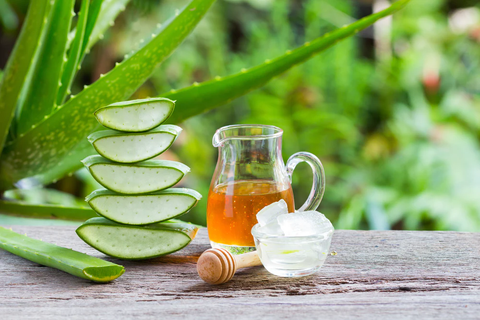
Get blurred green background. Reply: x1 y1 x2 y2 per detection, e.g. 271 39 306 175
1 0 479 231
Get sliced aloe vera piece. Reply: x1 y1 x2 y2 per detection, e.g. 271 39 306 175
86 188 202 225
76 217 198 260
94 97 175 132
82 155 190 194
87 125 182 163
0 227 124 282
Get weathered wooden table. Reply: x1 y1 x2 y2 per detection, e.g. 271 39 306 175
0 226 479 319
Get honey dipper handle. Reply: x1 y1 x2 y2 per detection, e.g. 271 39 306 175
234 251 262 269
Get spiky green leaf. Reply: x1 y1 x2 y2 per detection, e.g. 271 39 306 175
57 0 90 105
65 0 103 57
0 227 124 282
82 0 104 56
16 0 75 135
164 0 410 123
17 140 96 187
0 0 50 155
0 0 216 187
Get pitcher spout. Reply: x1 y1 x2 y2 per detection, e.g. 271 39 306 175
212 124 283 148
212 128 224 148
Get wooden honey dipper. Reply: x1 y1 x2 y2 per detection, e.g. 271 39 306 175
197 248 262 284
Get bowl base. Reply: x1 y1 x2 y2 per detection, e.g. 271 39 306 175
210 241 256 255
263 265 321 277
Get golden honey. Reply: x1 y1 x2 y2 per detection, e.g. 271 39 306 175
207 180 294 247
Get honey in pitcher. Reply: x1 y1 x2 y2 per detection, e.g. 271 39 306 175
207 180 295 247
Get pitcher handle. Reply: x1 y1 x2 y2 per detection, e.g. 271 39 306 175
286 152 325 212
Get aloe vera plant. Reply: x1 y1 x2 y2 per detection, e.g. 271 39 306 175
0 0 410 220
86 188 201 225
0 227 124 282
76 217 198 260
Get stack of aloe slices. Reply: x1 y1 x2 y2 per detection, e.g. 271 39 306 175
77 98 201 260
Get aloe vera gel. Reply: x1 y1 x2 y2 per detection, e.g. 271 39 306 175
83 156 190 194
76 218 198 260
86 189 202 225
94 97 175 132
79 98 201 260
88 125 182 163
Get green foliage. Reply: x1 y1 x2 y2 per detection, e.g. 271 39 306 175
151 0 480 230
165 0 410 123
0 0 409 224
0 0 18 30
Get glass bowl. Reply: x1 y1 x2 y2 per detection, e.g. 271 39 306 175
251 223 334 277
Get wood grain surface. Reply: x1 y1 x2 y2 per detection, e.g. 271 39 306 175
0 226 479 319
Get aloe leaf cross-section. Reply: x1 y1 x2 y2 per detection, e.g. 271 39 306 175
82 155 190 194
0 227 125 282
86 188 202 225
87 125 182 163
76 217 199 260
94 97 175 132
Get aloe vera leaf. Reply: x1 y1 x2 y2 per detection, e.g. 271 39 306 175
16 0 75 135
0 0 216 187
94 97 175 132
164 0 411 124
86 188 201 225
88 125 182 163
56 0 89 105
0 0 49 154
87 0 129 51
76 217 198 260
81 0 103 57
0 200 98 221
82 155 190 194
0 227 124 282
65 0 103 57
10 140 96 189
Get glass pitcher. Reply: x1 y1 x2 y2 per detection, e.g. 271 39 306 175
207 124 325 253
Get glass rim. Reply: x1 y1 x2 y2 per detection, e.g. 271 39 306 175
251 223 334 241
213 124 283 147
